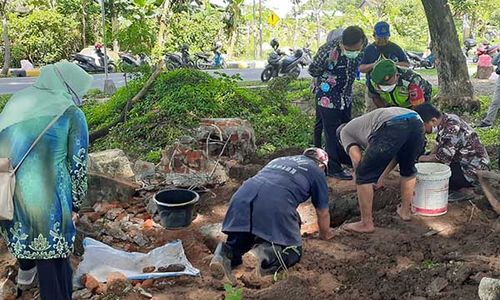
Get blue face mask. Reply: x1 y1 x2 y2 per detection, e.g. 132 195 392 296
344 50 360 59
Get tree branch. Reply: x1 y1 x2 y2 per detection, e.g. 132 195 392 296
89 61 165 143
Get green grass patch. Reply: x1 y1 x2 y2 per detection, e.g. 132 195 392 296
0 94 10 112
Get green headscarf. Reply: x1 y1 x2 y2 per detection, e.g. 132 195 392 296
0 60 92 133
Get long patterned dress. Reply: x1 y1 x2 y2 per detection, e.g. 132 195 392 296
0 105 88 259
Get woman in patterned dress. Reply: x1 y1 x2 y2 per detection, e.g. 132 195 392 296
0 60 91 300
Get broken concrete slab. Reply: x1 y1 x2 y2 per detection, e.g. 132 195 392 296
133 160 156 181
86 173 139 208
89 149 135 180
479 277 500 300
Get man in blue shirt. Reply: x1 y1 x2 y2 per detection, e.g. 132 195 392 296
360 21 410 112
210 148 334 281
308 26 367 180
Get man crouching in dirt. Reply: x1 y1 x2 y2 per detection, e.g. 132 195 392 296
414 103 490 201
338 107 425 233
210 148 334 281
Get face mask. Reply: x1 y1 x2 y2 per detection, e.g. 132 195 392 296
432 126 439 134
344 50 360 59
379 84 396 92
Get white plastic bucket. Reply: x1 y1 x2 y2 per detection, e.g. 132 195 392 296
412 163 452 216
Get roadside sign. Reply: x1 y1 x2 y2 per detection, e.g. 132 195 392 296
268 11 280 27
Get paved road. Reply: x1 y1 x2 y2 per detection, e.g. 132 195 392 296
0 68 311 95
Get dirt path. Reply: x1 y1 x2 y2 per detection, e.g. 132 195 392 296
424 75 497 97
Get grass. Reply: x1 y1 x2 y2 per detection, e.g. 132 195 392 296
413 64 477 78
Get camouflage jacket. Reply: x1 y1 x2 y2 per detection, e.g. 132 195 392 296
435 114 490 183
368 67 432 108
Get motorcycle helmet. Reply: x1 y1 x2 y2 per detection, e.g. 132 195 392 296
294 48 304 58
95 43 103 50
270 38 280 50
464 38 476 48
181 44 190 51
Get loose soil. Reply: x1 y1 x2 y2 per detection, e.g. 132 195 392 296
1 160 498 300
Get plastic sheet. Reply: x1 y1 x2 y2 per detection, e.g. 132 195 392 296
74 238 200 286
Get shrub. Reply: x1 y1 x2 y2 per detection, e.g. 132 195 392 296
6 10 80 65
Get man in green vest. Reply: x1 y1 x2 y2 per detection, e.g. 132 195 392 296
368 59 432 109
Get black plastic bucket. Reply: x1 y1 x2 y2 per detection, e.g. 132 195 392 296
154 189 200 229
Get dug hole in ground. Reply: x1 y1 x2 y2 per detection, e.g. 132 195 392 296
0 147 499 300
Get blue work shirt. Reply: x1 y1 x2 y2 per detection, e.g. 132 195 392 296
361 41 408 86
222 155 329 246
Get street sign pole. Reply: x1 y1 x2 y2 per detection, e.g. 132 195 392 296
100 0 116 95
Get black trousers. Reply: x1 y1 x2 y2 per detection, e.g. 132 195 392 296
318 105 352 173
449 161 474 191
313 104 323 148
18 258 73 300
225 232 302 273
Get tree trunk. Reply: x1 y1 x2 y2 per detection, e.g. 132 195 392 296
293 8 299 48
1 12 11 76
82 4 87 48
157 0 171 50
227 32 237 58
315 1 322 49
421 0 478 112
258 0 262 58
252 0 257 60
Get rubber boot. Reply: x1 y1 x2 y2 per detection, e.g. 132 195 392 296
249 243 280 277
209 243 235 282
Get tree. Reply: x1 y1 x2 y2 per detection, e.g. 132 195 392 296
9 10 80 64
224 0 244 57
421 0 478 112
291 0 301 48
0 0 10 75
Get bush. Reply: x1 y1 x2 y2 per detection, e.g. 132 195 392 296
5 10 80 65
0 95 10 112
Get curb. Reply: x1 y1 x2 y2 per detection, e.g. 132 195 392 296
8 68 40 77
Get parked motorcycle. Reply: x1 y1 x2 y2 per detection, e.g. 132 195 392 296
406 51 435 69
463 38 477 58
473 42 500 63
261 48 305 82
119 52 150 69
300 46 313 67
164 44 194 70
72 44 116 73
194 51 226 69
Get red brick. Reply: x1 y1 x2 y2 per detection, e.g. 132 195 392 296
143 219 154 230
81 273 100 292
141 279 154 289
